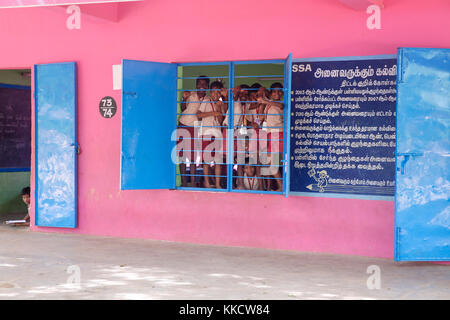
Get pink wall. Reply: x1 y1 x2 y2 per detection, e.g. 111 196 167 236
1 0 449 259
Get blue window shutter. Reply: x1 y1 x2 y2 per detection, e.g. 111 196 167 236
121 60 177 190
35 62 77 228
394 48 450 261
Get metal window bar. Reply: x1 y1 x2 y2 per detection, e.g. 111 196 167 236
176 63 231 190
175 60 287 193
230 63 286 194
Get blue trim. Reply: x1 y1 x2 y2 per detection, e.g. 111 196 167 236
34 65 38 227
293 54 397 63
0 83 31 90
234 75 284 78
227 62 235 191
177 187 227 193
284 53 292 198
231 189 283 195
176 61 230 66
394 48 402 261
0 167 30 172
289 192 394 201
233 59 284 65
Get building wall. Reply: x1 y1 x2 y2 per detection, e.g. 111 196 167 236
1 0 449 258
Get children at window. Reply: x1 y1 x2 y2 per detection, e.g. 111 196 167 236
177 75 211 187
197 82 223 189
258 82 284 192
197 80 225 189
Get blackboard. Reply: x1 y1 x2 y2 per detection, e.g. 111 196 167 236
289 57 397 197
0 85 31 170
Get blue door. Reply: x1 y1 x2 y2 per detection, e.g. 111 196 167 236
35 62 77 228
121 60 177 189
395 48 450 261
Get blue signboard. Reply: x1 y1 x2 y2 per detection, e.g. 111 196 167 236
289 56 397 198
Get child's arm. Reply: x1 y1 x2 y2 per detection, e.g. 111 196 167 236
258 104 267 122
215 102 225 124
180 91 190 112
197 110 222 119
256 167 264 190
257 96 284 109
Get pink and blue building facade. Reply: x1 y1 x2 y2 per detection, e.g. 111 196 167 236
0 0 448 261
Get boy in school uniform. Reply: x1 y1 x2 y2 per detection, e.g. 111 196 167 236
242 164 263 191
257 82 284 192
197 81 225 189
177 76 210 187
247 83 262 130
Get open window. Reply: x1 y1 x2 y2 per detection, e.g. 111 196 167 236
0 69 32 226
120 55 292 195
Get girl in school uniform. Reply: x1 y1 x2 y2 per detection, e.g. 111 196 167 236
257 82 284 192
197 81 224 189
177 76 210 187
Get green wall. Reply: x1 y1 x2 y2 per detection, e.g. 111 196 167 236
179 63 284 90
0 171 30 214
0 69 31 86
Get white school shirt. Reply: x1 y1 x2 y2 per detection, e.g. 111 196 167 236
198 100 222 137
223 100 243 127
243 173 260 190
265 103 284 133
178 93 208 127
244 103 257 124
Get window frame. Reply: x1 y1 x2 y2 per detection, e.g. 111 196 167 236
175 57 292 196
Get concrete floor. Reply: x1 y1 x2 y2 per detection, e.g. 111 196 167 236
0 224 448 300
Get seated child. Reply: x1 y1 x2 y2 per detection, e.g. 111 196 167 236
21 186 31 222
6 187 31 227
242 164 263 191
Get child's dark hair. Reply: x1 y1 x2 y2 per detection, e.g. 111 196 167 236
196 75 210 86
250 83 262 91
270 82 283 90
210 81 223 89
21 186 30 196
240 84 250 90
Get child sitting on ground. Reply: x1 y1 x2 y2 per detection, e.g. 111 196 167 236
6 187 31 227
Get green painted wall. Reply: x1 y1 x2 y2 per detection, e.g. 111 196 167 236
0 69 31 86
179 63 284 90
0 171 30 214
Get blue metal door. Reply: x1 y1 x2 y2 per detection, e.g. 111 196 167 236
35 62 77 228
121 60 177 189
395 48 450 261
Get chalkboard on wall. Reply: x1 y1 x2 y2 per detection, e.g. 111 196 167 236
289 56 397 198
0 85 31 170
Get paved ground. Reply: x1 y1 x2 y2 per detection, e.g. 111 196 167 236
0 224 448 300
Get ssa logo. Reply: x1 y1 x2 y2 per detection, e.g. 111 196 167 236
292 64 312 73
